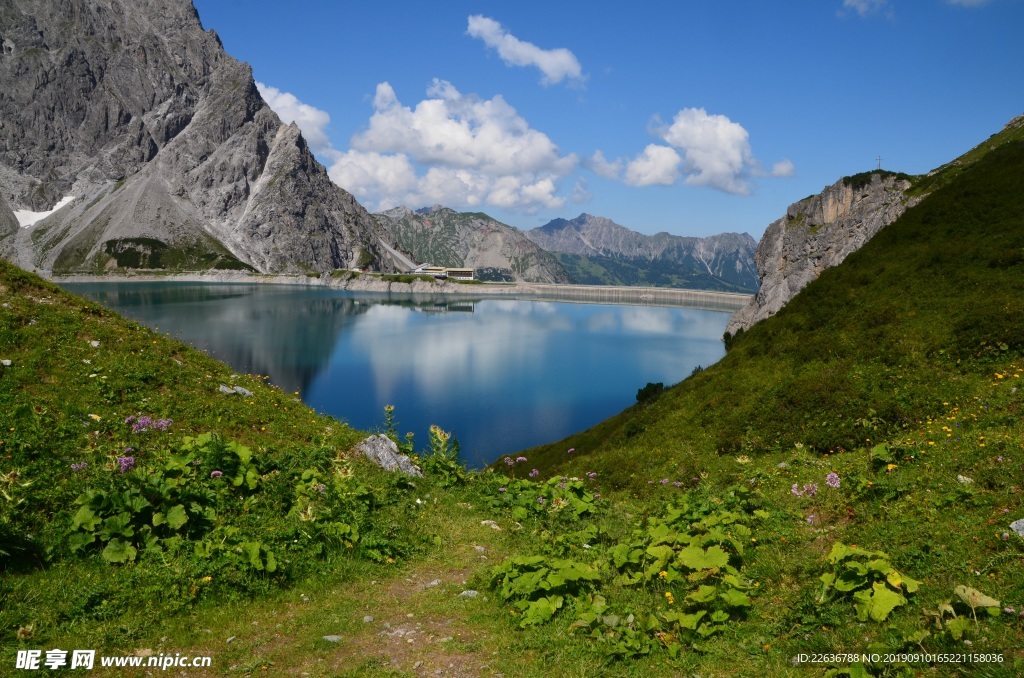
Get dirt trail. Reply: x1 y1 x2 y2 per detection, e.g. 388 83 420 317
177 514 515 677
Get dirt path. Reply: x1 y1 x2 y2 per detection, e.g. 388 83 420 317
174 511 518 677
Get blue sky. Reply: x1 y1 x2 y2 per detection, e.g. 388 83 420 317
191 0 1022 238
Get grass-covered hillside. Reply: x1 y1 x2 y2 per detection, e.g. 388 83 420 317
2 118 1024 676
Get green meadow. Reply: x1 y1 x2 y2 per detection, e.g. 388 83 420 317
2 120 1023 676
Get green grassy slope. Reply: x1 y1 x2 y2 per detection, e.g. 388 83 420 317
523 129 1024 491
0 263 442 656
3 119 1024 676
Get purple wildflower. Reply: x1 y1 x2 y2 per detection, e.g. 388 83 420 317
529 469 539 478
672 481 683 488
313 482 327 495
1005 606 1016 614
210 470 223 478
791 483 802 497
498 487 507 493
660 478 669 485
593 494 601 499
537 497 546 504
825 472 841 489
803 483 819 497
124 415 136 424
153 418 173 431
504 457 515 467
586 472 597 479
71 462 88 471
117 456 135 473
567 448 575 455
516 456 528 463
806 514 817 524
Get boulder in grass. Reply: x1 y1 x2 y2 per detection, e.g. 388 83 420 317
357 434 422 477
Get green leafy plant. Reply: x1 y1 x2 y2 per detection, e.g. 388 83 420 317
819 542 921 622
69 451 217 563
181 433 260 490
488 475 601 527
419 424 467 486
571 595 654 659
606 499 757 653
490 555 601 627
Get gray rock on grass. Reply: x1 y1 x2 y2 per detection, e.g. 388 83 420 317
218 384 253 397
358 434 422 477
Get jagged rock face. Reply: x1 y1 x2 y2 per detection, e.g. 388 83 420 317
375 206 572 284
0 196 16 244
526 213 758 291
726 173 921 335
0 0 398 274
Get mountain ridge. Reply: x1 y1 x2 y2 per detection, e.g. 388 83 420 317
526 213 758 291
0 0 403 275
374 205 571 283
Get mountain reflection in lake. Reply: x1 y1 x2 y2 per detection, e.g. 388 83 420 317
62 283 730 467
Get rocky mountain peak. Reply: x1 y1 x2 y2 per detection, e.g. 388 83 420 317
0 0 404 275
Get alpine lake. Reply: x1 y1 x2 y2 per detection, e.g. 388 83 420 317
61 282 734 468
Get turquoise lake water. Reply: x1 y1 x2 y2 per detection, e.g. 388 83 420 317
62 282 730 467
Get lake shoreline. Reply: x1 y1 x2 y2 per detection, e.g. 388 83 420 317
50 271 753 311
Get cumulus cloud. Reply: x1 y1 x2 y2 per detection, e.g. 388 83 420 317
600 108 793 194
623 144 682 187
256 82 338 160
328 80 577 212
587 150 623 180
467 15 584 85
659 108 756 194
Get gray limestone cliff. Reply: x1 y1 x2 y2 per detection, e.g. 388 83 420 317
0 0 400 274
726 172 920 335
375 205 571 283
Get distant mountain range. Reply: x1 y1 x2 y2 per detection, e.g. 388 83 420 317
527 214 758 292
374 206 570 283
378 207 759 290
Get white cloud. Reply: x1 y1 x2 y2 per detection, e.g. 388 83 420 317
327 150 419 203
771 159 796 177
841 0 888 16
607 108 793 194
328 80 576 212
659 108 756 194
623 144 682 187
587 150 622 179
256 82 338 160
467 15 584 86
